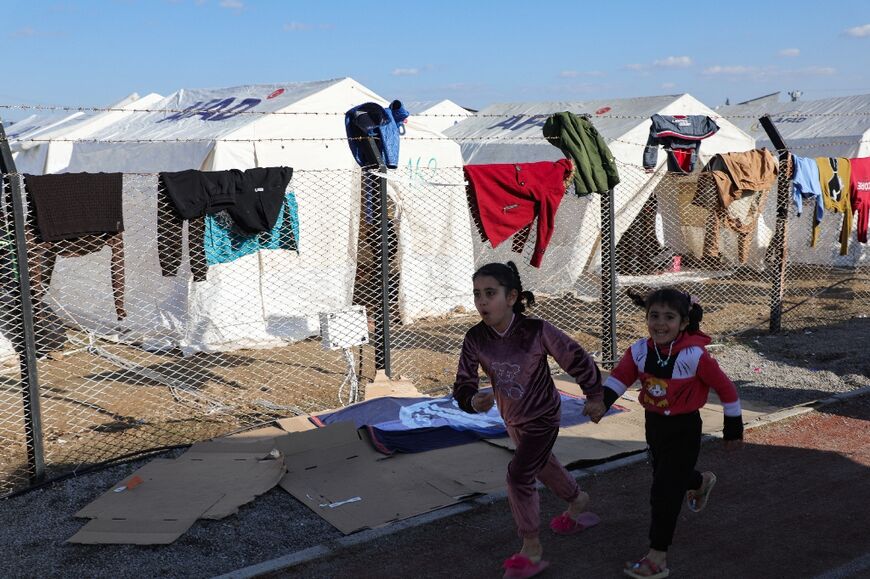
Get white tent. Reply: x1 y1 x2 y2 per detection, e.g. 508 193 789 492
405 99 474 133
22 78 474 355
444 94 757 293
9 93 156 174
716 94 870 266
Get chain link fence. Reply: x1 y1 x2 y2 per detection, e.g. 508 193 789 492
1 130 868 498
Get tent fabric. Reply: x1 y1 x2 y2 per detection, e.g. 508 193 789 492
310 389 622 454
9 78 475 355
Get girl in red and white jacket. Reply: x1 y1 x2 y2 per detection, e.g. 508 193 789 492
601 288 743 579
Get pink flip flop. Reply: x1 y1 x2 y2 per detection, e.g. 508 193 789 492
549 511 601 535
502 553 550 579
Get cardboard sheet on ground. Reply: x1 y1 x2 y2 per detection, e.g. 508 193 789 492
70 440 285 544
276 421 512 534
485 376 773 467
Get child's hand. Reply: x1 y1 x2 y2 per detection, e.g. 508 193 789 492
583 399 606 423
471 391 494 413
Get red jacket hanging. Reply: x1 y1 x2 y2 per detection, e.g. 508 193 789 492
849 156 870 243
464 159 574 267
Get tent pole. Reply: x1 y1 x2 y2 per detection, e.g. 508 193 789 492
600 188 617 367
0 121 46 483
758 115 790 333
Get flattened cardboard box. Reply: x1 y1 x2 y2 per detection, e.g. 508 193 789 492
276 422 512 534
70 446 285 544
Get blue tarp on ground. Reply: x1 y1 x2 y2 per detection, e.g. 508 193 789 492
312 389 621 454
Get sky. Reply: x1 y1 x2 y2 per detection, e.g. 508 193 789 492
1 0 869 122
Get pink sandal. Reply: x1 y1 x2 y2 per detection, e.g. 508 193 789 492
502 553 550 579
549 511 601 535
623 556 670 578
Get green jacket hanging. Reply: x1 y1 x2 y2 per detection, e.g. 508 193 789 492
542 112 620 195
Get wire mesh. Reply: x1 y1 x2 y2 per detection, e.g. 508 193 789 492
0 112 868 497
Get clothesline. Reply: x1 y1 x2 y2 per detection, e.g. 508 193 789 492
3 102 870 120
6 134 870 151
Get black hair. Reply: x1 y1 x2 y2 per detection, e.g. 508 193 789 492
472 261 536 314
626 287 703 333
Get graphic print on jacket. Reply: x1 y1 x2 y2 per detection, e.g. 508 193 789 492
491 361 525 400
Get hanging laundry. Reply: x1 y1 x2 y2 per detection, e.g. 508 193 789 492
226 167 293 234
158 169 241 282
25 172 124 241
158 167 294 281
464 159 574 268
814 157 852 255
344 100 410 169
204 191 299 266
693 150 777 264
791 155 823 220
849 156 870 243
542 112 619 195
24 172 127 320
643 115 719 174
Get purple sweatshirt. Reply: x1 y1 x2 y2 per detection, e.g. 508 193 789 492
453 314 603 426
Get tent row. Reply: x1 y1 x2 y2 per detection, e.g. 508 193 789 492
5 80 868 356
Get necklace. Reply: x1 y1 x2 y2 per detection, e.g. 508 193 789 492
654 340 675 367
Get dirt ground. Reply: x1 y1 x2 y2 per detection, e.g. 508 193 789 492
0 332 866 578
1 266 868 496
278 391 870 579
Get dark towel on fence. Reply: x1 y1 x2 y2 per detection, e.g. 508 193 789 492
160 169 242 220
24 173 123 242
227 167 294 234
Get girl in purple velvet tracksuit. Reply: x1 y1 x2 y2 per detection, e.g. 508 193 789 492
453 261 607 579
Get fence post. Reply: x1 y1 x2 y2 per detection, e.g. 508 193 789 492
600 188 617 367
758 115 790 333
0 122 46 482
376 161 392 377
360 137 392 376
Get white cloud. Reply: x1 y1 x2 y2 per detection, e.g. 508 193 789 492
653 56 692 68
653 56 693 68
702 64 836 79
391 68 420 77
283 22 312 31
559 70 605 78
661 82 676 89
219 0 243 8
624 63 648 71
797 66 836 75
844 23 870 37
703 65 758 75
11 26 37 38
778 48 800 57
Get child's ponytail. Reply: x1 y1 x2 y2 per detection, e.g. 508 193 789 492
686 295 704 333
505 261 535 314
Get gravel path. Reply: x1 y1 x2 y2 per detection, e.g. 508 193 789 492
1 320 867 579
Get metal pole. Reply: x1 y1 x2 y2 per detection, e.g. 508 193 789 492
377 165 392 377
0 122 45 482
360 137 391 376
758 115 790 333
600 188 617 367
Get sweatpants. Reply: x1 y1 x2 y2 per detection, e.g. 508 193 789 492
505 409 580 538
645 410 705 551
